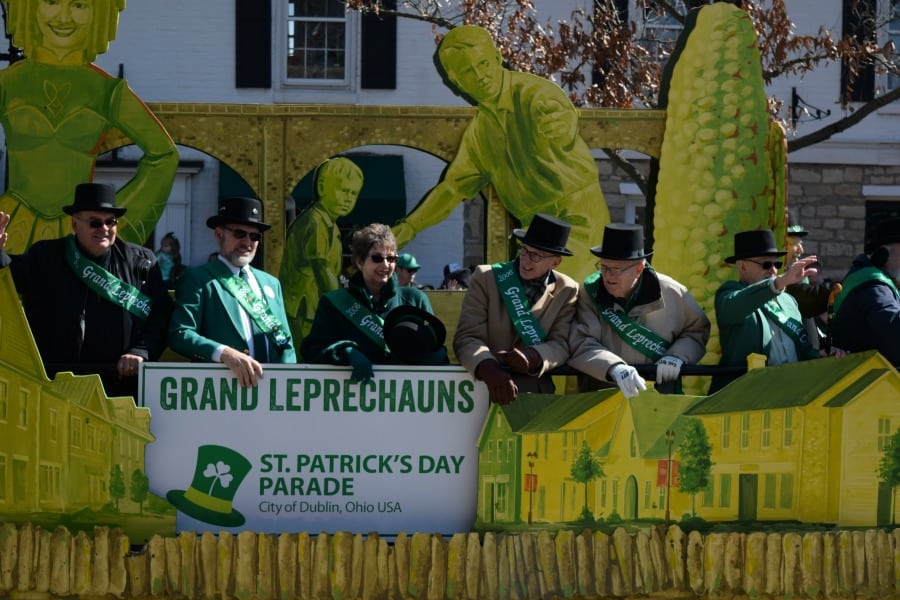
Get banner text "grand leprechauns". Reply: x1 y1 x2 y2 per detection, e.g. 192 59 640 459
157 376 477 413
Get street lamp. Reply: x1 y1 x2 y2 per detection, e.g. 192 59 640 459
664 430 675 526
526 451 537 524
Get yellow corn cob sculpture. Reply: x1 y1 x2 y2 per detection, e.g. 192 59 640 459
651 2 786 389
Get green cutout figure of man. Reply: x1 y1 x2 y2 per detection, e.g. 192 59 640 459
0 0 178 253
280 157 364 346
393 25 610 281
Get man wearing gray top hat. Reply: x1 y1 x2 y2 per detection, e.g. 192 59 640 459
454 213 579 405
169 197 296 388
568 223 710 397
0 182 171 397
710 229 821 393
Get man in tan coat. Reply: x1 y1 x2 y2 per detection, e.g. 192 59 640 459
454 214 579 404
568 224 710 396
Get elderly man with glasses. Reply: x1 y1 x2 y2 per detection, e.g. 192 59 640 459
169 197 296 387
709 229 821 393
454 213 579 405
568 224 710 397
0 183 171 397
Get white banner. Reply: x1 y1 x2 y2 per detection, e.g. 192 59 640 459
139 363 489 535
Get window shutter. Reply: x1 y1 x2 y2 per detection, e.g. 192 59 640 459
360 0 397 89
235 0 272 88
841 0 875 102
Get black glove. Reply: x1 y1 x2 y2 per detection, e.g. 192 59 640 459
344 347 374 384
499 347 542 375
475 359 518 405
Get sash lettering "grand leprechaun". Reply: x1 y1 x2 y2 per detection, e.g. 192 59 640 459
762 297 809 348
325 289 390 352
64 235 152 320
219 273 292 350
492 262 546 346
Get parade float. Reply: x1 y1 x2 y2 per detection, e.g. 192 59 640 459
0 2 898 600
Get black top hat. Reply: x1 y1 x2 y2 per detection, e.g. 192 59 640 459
786 224 808 237
590 223 653 260
206 197 272 231
511 213 573 256
62 183 125 216
384 305 447 364
725 230 787 263
867 217 900 253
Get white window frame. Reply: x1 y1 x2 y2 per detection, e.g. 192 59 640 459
277 0 358 90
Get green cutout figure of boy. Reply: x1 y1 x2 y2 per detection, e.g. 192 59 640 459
280 157 364 345
393 25 610 281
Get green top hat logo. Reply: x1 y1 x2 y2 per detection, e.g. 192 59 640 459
167 445 252 527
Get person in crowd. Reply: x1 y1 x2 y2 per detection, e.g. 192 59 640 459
301 223 448 382
783 224 832 348
168 197 296 387
280 157 364 342
440 262 472 290
710 229 821 393
831 216 900 365
0 183 171 397
568 223 710 397
396 253 421 287
391 25 609 281
156 231 185 289
454 213 579 405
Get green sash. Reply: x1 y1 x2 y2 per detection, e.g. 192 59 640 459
492 261 547 346
65 235 152 320
761 297 809 349
833 266 900 314
218 271 291 350
325 289 390 352
584 271 669 361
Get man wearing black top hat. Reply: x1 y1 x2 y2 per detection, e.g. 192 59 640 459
711 229 821 393
169 197 296 387
454 213 579 404
831 217 900 365
568 224 710 397
0 183 171 397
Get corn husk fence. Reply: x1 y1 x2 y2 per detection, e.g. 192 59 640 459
1 523 899 599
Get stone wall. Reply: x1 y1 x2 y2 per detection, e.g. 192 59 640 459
1 522 898 600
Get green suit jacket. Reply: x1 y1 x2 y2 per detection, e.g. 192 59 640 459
169 259 296 363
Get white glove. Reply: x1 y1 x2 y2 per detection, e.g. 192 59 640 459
656 356 684 384
609 364 647 398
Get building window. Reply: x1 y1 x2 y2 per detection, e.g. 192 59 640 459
878 417 893 451
86 424 96 452
637 0 688 65
0 381 7 421
740 414 750 449
71 417 82 448
600 479 608 509
763 473 777 509
285 0 351 85
612 479 619 512
658 486 665 511
18 390 29 428
39 463 61 500
506 439 514 463
486 440 494 463
761 411 771 449
780 474 794 509
719 474 732 508
722 415 731 449
630 431 637 457
0 455 6 502
495 482 508 514
702 479 714 508
48 410 57 442
783 408 794 447
643 480 652 509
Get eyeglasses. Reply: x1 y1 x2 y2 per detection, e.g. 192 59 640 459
225 227 262 242
745 259 783 270
399 267 419 273
369 253 398 264
76 216 118 229
518 246 553 262
596 261 641 275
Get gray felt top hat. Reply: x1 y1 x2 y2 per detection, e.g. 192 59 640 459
206 197 272 231
725 230 787 263
590 223 653 260
511 213 573 256
62 183 125 216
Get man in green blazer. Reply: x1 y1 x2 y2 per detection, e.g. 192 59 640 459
711 229 819 393
169 197 296 387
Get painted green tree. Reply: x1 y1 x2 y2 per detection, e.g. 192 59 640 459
109 465 125 510
130 469 150 515
570 440 604 522
878 428 900 525
677 418 712 517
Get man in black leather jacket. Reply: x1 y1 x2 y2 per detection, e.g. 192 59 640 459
0 183 172 396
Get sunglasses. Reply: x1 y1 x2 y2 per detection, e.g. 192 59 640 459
76 216 118 228
225 227 263 242
746 259 783 270
369 253 398 264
